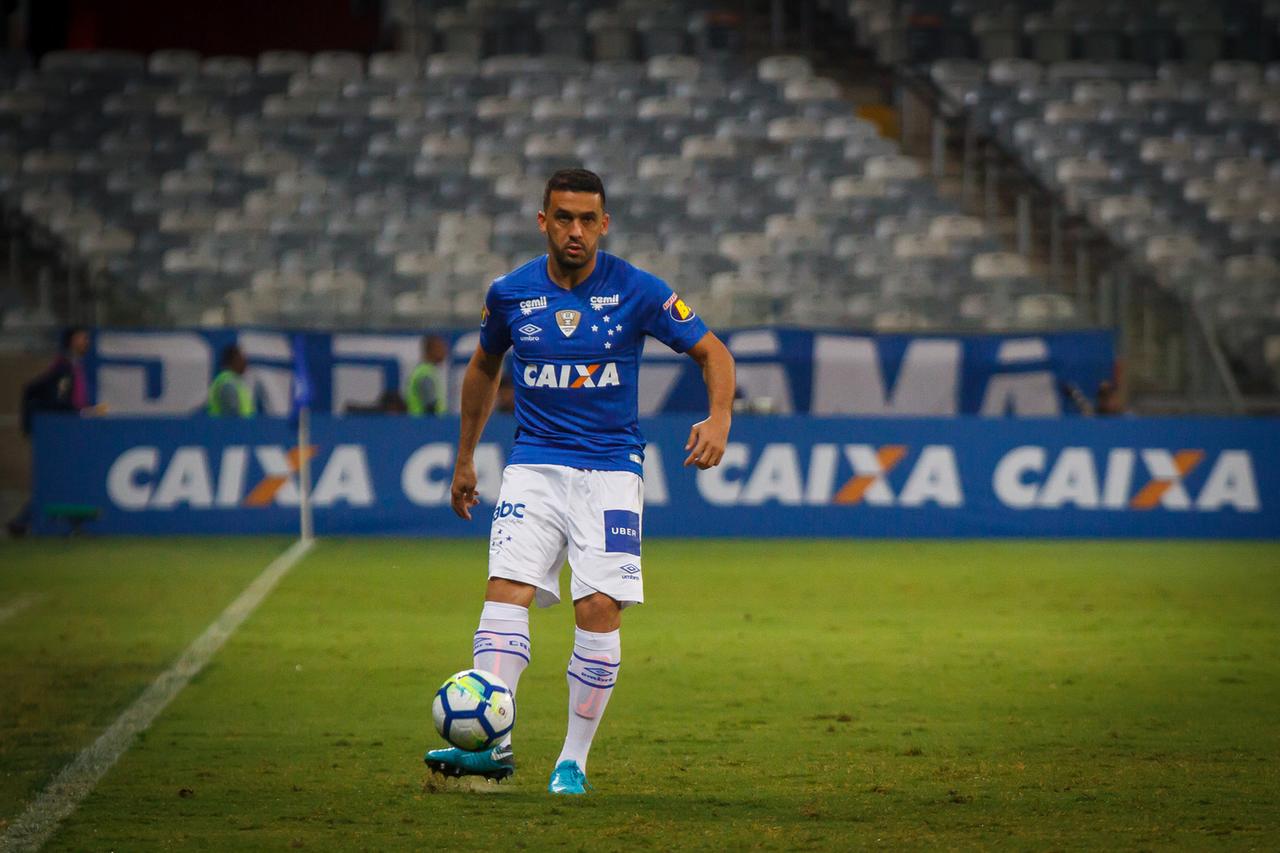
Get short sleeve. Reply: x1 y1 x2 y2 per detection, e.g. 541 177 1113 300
639 276 709 353
479 283 511 355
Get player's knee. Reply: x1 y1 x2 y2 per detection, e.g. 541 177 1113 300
486 577 536 607
573 592 621 632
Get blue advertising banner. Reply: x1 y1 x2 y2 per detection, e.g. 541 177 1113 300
83 327 1114 418
32 414 1277 538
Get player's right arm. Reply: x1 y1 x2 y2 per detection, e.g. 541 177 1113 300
451 345 504 520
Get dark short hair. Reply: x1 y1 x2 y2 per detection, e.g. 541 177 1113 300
60 325 87 351
220 343 243 369
542 168 606 211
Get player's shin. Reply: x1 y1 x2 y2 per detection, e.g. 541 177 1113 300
556 627 620 773
473 601 531 747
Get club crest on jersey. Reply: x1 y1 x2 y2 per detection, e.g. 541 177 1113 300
556 309 582 337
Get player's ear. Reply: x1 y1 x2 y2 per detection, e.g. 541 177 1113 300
600 212 610 236
536 210 547 233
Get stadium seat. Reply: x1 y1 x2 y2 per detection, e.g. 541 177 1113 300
0 28 1080 334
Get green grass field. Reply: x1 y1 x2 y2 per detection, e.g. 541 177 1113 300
2 537 1279 851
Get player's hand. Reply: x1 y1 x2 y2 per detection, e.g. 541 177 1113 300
450 461 481 520
684 414 730 469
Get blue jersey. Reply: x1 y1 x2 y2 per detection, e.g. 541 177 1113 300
479 252 709 475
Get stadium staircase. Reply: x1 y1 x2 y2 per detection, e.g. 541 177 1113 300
832 0 1280 411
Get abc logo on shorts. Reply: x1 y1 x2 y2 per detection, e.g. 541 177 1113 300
493 501 526 520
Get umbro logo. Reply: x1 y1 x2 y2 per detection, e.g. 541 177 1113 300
620 563 640 575
518 323 541 336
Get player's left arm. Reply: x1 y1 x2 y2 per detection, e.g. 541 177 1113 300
683 332 735 469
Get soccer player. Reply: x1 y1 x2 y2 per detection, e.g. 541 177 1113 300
425 169 735 794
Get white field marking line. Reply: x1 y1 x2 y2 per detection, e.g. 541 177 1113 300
0 593 43 626
0 537 315 853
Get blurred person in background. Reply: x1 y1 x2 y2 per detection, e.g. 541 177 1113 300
207 344 255 418
9 326 106 536
406 334 449 416
1095 380 1126 416
346 389 409 415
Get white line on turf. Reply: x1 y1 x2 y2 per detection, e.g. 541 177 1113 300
0 537 315 853
0 593 43 626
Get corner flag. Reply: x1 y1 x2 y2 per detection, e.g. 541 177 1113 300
291 333 315 542
290 333 312 419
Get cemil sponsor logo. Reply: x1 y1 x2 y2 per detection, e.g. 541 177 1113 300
522 362 621 388
590 294 620 310
519 296 548 316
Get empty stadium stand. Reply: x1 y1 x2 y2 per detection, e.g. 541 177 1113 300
832 1 1280 404
922 54 1280 399
0 29 1075 335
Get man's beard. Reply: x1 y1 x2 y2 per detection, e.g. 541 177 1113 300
552 243 590 269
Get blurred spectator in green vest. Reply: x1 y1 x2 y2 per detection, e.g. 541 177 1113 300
207 344 255 417
406 334 448 416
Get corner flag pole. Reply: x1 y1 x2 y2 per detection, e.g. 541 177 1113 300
291 333 315 544
297 404 314 543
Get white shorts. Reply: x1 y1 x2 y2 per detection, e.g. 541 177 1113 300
488 464 644 609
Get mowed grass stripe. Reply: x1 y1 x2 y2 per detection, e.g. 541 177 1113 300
1 539 312 853
0 539 290 823
0 594 43 626
45 539 1280 851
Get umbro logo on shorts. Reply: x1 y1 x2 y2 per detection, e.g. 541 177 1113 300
619 563 640 575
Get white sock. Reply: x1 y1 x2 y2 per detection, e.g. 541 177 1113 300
472 601 530 747
555 627 620 773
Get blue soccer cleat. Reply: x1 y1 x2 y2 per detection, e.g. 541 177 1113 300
547 760 591 795
424 744 515 782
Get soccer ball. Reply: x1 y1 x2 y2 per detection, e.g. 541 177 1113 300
432 669 515 751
